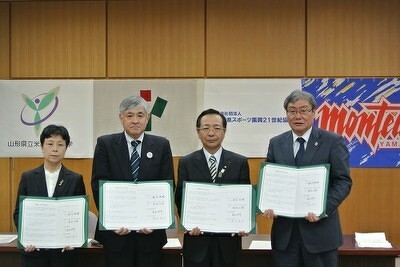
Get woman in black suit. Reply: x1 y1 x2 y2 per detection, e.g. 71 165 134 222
13 124 86 267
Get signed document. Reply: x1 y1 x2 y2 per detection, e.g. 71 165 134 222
181 182 255 233
18 196 88 249
99 181 174 230
257 163 329 218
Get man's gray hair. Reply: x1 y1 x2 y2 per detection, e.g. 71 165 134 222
284 90 317 111
119 96 150 114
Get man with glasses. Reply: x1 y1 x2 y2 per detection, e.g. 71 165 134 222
262 90 352 267
175 108 250 267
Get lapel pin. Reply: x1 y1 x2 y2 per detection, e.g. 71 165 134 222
58 180 64 186
147 152 153 159
314 142 318 146
218 166 227 178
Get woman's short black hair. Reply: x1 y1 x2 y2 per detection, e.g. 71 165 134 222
40 124 70 147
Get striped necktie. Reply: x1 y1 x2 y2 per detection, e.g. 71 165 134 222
131 140 140 181
209 155 217 182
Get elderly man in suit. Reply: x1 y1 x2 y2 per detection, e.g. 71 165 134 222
175 108 250 267
14 124 86 267
91 96 174 267
263 90 352 267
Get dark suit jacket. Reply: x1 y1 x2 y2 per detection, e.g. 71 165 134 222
91 132 174 253
13 164 86 229
266 127 352 254
175 149 250 264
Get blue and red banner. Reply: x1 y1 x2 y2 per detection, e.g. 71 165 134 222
302 78 400 168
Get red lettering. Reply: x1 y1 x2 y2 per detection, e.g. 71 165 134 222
316 97 400 152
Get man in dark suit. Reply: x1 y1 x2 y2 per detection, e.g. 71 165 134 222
263 90 352 267
13 124 86 267
91 95 174 267
175 108 250 267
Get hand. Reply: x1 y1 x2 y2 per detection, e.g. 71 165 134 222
305 212 324 223
188 227 202 236
136 228 153 235
114 227 131 235
24 245 38 253
61 246 75 253
232 231 249 237
262 209 276 219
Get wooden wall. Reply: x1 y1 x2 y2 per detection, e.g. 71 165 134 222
0 0 399 246
0 2 9 78
10 1 106 78
307 0 400 76
107 0 205 77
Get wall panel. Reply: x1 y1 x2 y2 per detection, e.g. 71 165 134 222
11 1 106 78
307 0 400 76
108 0 205 77
339 168 400 246
0 3 9 79
0 158 11 231
207 0 305 77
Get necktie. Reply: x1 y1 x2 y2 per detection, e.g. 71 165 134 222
209 155 217 182
130 140 140 181
295 137 305 166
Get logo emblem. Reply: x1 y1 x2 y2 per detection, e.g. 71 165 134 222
20 86 60 136
140 89 168 131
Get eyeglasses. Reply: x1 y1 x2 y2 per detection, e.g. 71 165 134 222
197 126 225 133
286 109 313 117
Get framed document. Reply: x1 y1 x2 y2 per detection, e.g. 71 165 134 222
257 163 330 218
181 182 256 233
18 195 88 249
99 180 175 230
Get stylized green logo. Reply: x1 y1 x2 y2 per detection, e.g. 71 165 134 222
20 86 60 136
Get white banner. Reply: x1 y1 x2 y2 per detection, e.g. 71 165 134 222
204 79 300 157
0 80 93 157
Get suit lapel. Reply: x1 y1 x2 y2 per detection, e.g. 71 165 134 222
303 127 323 166
113 132 132 181
53 166 66 197
34 165 49 197
193 150 213 182
281 132 296 165
140 134 153 180
215 149 231 182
